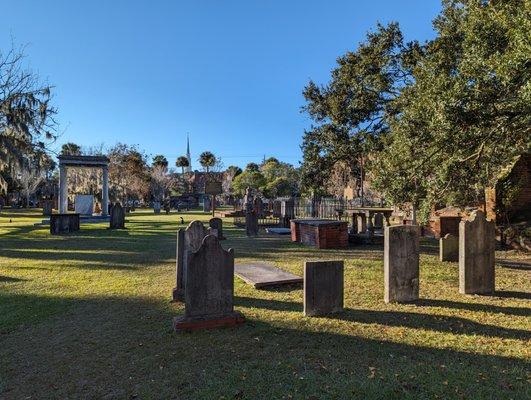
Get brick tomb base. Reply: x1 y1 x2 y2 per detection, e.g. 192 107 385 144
290 219 348 249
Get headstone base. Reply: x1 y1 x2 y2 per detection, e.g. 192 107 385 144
173 311 245 332
172 287 184 302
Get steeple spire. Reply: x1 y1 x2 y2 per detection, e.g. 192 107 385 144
185 133 192 173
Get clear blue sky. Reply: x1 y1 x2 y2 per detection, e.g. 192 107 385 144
2 0 441 169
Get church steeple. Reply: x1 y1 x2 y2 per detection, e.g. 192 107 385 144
185 134 192 173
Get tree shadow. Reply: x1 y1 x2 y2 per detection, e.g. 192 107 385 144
414 298 531 317
0 276 28 283
495 260 531 271
488 291 531 300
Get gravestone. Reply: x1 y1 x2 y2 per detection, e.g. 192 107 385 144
304 260 344 316
384 225 419 303
174 235 244 331
74 194 94 216
245 210 259 236
50 213 80 235
440 233 458 262
153 201 161 214
459 210 495 294
209 217 225 240
374 213 384 229
42 200 53 216
203 196 211 212
253 197 264 217
173 220 211 301
109 203 125 229
280 198 295 228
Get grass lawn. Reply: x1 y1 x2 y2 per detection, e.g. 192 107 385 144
0 208 529 399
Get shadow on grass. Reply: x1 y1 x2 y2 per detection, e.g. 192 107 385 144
415 298 531 317
0 293 528 399
0 276 28 283
488 291 531 300
495 260 531 271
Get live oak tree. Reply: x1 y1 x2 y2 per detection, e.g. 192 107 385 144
300 23 422 197
372 0 531 221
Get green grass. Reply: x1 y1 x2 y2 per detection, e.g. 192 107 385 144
0 208 529 399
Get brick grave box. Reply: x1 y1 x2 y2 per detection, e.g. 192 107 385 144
290 219 348 249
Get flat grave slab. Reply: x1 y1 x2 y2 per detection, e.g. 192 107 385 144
265 227 291 235
235 262 302 288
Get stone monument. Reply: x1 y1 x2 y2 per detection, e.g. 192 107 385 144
173 220 211 301
459 210 495 294
304 260 344 316
174 235 244 331
209 217 225 240
74 194 94 216
109 203 125 229
153 201 161 214
384 225 420 303
440 233 459 262
42 199 53 216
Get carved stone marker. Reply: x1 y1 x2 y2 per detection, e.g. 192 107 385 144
245 210 259 237
42 200 53 216
50 213 80 235
153 201 161 214
459 210 495 294
209 217 225 240
74 194 94 216
173 221 211 301
109 203 125 229
174 235 244 331
280 199 295 228
384 225 419 303
203 196 211 212
304 260 344 316
440 233 458 262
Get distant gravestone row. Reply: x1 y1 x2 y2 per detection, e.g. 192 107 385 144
173 220 244 331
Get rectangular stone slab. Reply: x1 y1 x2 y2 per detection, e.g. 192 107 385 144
235 262 302 288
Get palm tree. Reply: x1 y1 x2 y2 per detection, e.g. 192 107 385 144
175 156 189 175
152 154 169 170
199 151 216 173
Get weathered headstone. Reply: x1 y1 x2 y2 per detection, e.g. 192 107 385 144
109 203 125 229
384 225 419 303
174 235 244 331
459 210 495 294
203 196 211 212
253 197 264 217
74 194 94 216
209 217 225 240
374 213 384 229
304 260 344 316
173 220 211 301
245 210 259 236
50 213 80 235
42 199 53 216
280 198 294 228
153 201 161 214
440 233 458 262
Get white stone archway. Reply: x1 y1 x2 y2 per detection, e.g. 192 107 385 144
58 155 110 216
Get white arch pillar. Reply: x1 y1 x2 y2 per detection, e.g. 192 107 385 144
59 165 68 214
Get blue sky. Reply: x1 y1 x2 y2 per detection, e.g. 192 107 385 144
2 0 441 169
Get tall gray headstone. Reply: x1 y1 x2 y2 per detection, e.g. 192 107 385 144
203 196 211 212
384 225 420 303
459 210 495 294
174 235 244 331
440 233 458 262
153 201 161 214
245 210 259 236
109 203 125 229
173 221 211 301
280 199 294 228
42 200 53 216
304 260 344 316
209 217 225 240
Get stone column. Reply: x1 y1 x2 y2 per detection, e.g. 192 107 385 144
59 165 68 214
102 166 109 216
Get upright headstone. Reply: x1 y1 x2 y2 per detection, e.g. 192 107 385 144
173 221 211 301
384 225 420 303
280 199 295 228
304 260 344 316
50 213 80 235
74 194 94 216
153 201 161 214
42 199 53 216
459 210 495 294
440 233 459 262
253 197 264 217
174 235 244 331
203 196 211 212
109 203 125 229
209 217 225 240
245 210 259 236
